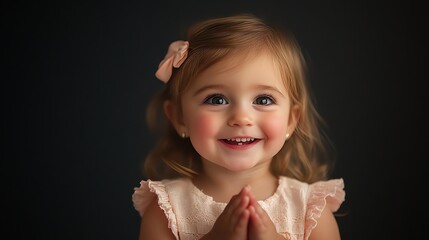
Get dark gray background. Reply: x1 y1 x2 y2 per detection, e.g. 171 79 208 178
3 0 425 239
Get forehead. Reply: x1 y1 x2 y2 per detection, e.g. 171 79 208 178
192 50 285 90
211 48 276 73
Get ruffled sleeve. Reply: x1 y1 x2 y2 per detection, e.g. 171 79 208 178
304 178 345 239
132 180 179 239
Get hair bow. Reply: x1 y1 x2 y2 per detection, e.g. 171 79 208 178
155 40 189 83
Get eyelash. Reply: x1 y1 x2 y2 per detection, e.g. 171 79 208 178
203 94 228 105
254 95 275 105
202 94 276 105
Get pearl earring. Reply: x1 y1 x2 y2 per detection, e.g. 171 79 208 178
181 132 186 138
285 133 290 139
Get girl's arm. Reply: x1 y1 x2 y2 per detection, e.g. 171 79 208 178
307 207 341 240
138 198 176 240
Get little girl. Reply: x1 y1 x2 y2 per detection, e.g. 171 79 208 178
133 14 345 240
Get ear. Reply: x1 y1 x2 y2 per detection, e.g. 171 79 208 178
286 104 301 137
163 100 186 136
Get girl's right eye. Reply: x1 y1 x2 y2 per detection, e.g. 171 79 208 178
203 94 228 105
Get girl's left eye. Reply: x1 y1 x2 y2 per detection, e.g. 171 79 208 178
254 96 274 105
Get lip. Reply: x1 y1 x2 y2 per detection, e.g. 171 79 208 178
218 137 261 150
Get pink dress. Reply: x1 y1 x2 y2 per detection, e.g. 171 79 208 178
132 176 345 240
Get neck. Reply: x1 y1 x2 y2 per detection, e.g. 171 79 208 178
193 159 278 203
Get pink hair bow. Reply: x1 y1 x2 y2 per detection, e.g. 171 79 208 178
155 40 189 83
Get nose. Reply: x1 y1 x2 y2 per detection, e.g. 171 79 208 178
227 105 253 127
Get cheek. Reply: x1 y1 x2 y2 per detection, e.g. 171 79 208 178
262 112 289 138
188 113 219 138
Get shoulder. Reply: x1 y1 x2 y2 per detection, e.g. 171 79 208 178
139 198 176 240
133 178 191 239
277 176 310 200
271 177 345 239
305 178 345 240
277 176 345 205
307 178 345 212
307 206 341 240
132 178 191 216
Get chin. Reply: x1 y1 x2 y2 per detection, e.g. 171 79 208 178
223 162 257 172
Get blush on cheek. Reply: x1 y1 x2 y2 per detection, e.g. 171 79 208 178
263 117 288 139
192 114 218 139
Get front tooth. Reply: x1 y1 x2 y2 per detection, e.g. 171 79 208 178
229 138 257 142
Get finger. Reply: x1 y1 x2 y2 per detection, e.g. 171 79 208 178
230 195 250 226
246 188 257 204
223 194 243 217
235 208 250 232
241 185 251 195
249 205 263 226
246 190 264 223
228 208 249 240
234 195 250 213
224 186 252 215
252 201 270 223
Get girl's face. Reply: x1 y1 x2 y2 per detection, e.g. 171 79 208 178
177 52 298 172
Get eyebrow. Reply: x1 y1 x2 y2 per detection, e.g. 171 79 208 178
254 85 286 97
193 84 286 97
193 85 225 96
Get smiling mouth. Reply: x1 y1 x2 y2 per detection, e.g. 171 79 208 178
221 138 259 146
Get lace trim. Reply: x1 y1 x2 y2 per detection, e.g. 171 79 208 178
132 180 179 239
304 178 345 239
132 181 154 217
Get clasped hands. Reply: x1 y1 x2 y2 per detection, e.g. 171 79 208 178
201 186 285 240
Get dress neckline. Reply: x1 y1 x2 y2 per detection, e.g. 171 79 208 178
186 176 284 206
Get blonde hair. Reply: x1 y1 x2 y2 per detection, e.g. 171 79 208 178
144 14 335 183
